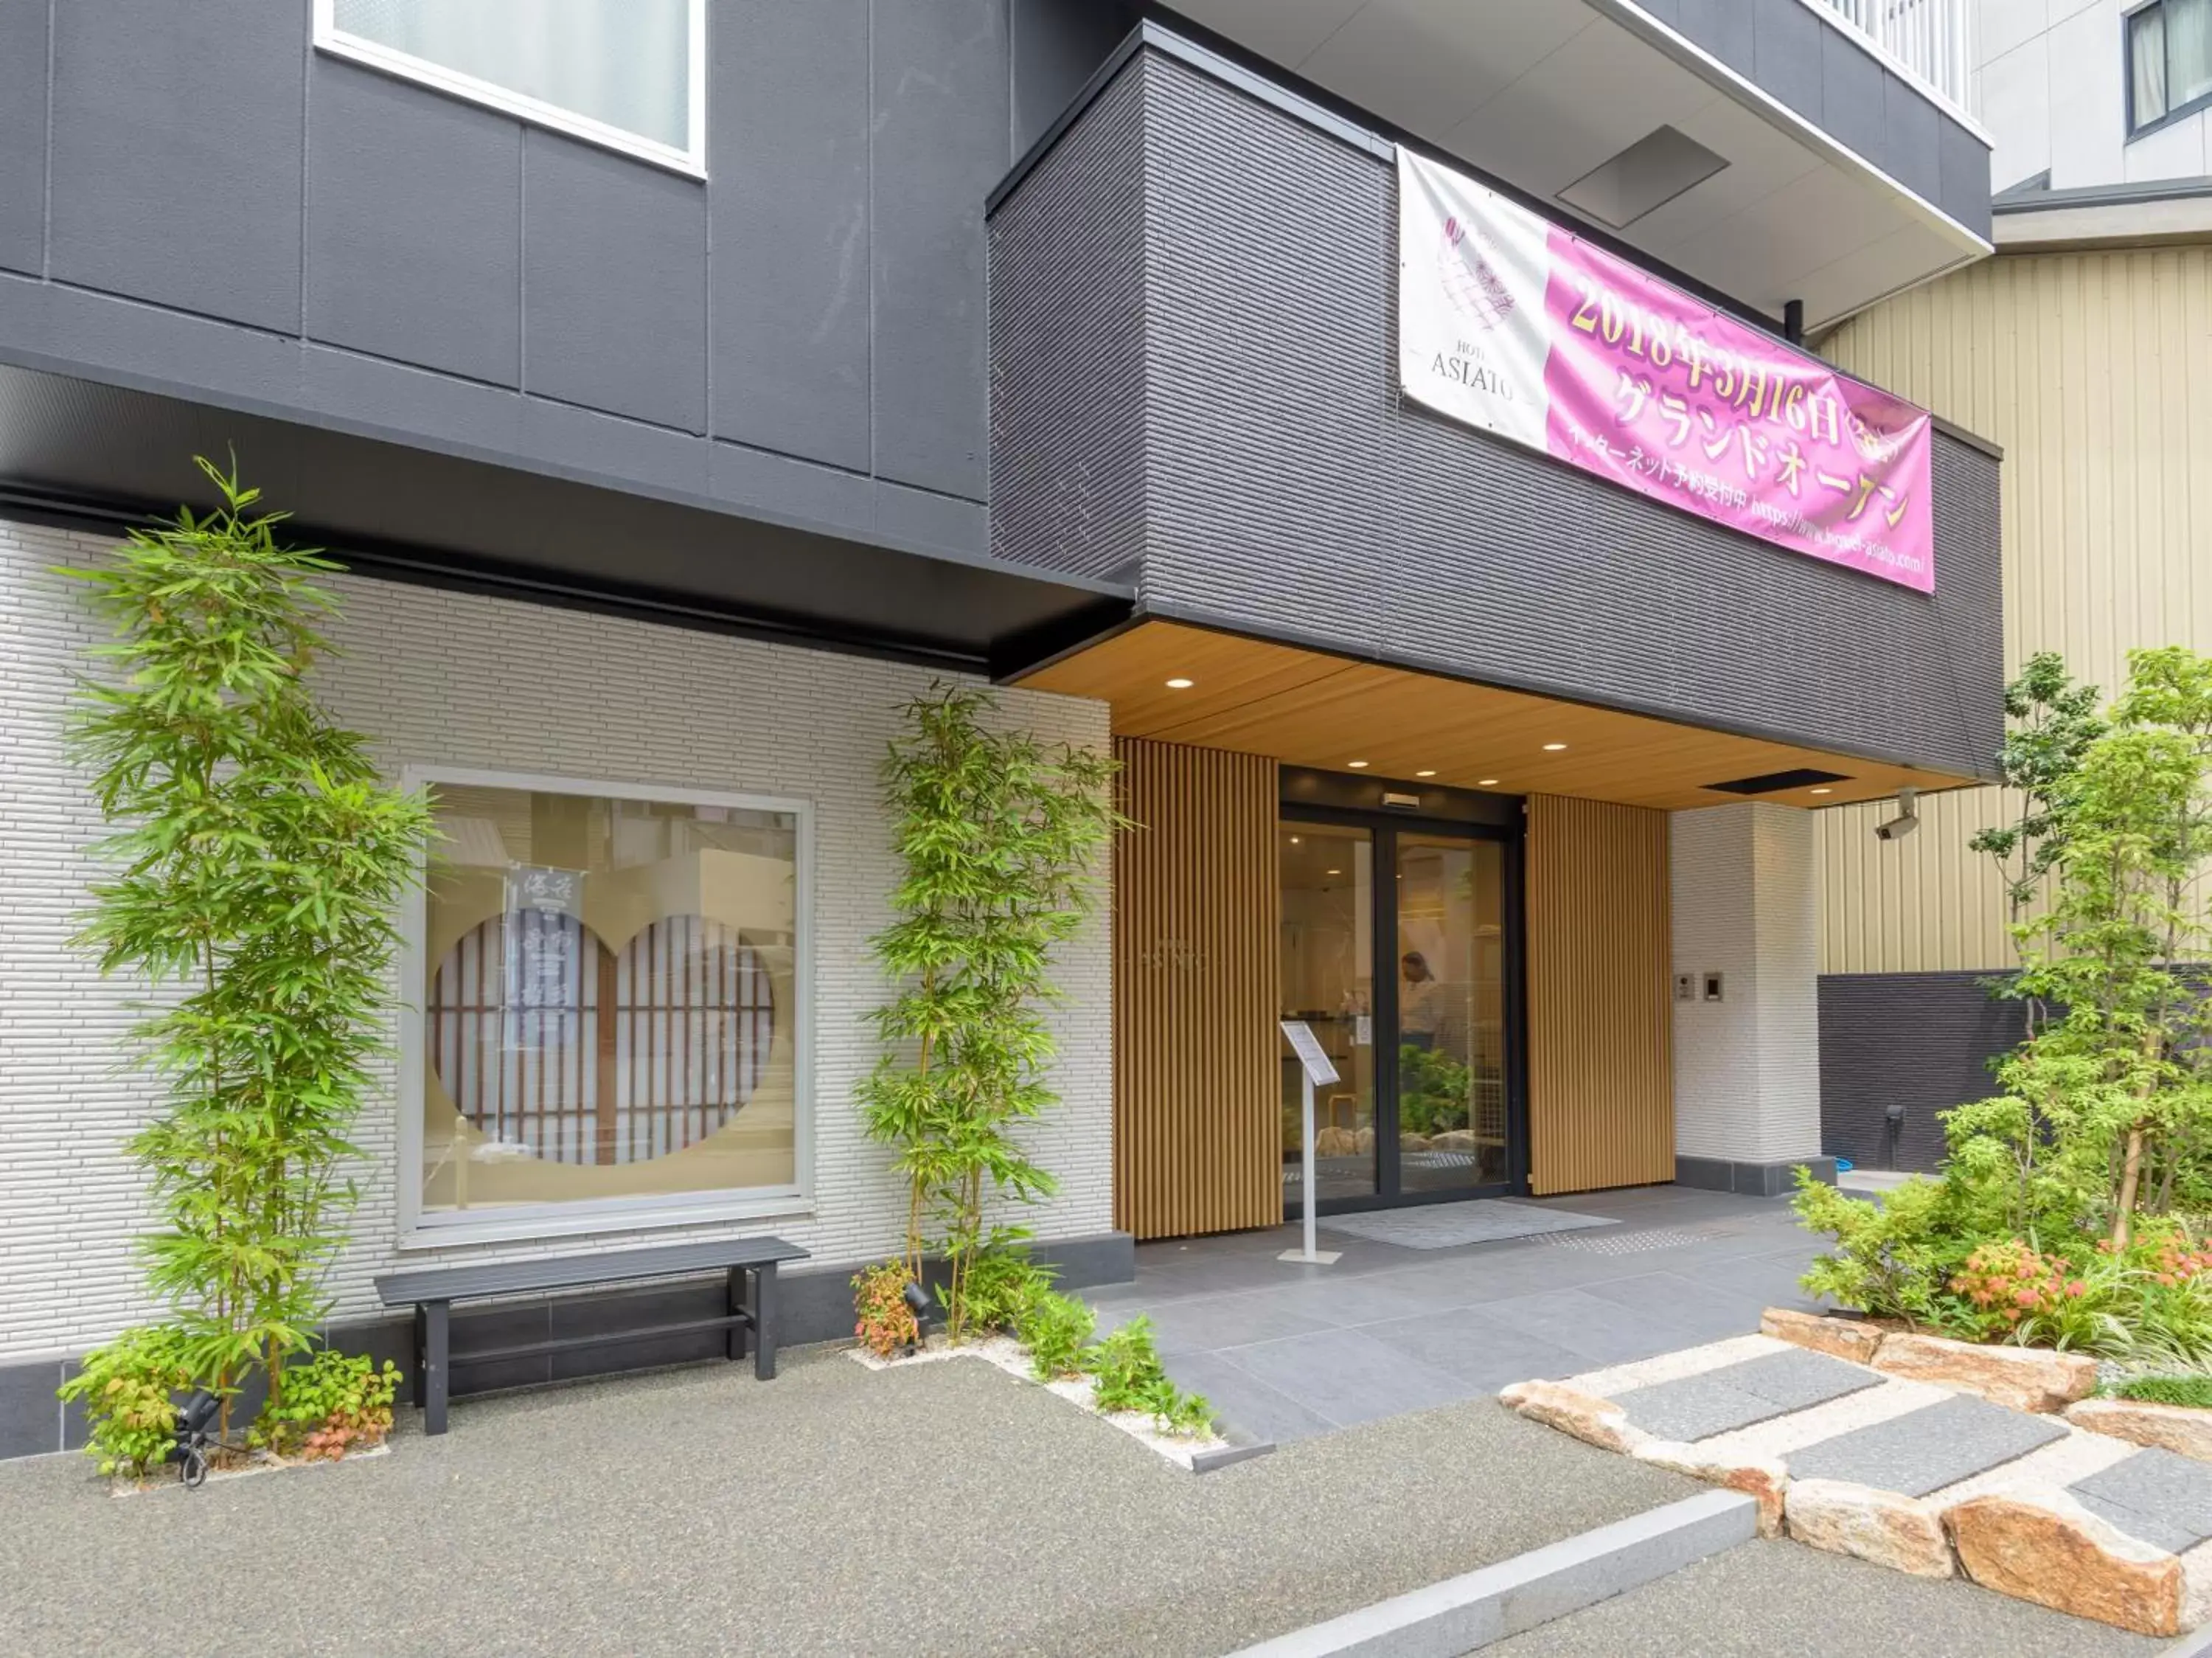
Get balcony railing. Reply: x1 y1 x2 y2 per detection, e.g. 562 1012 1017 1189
1814 0 1972 116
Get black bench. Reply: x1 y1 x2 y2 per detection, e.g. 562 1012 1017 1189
375 1236 809 1435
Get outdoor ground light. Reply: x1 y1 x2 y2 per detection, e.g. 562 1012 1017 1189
171 1388 219 1489
901 1280 936 1353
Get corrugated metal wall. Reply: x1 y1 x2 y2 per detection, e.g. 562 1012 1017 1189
1818 246 2212 972
1526 795 1675 1194
1112 738 1284 1240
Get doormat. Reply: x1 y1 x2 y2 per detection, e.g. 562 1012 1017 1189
1318 1200 1617 1250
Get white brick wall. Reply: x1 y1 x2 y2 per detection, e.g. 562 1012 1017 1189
1670 801 1821 1165
0 518 1115 1362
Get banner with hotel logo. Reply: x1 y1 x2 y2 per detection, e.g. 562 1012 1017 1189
1396 148 1935 594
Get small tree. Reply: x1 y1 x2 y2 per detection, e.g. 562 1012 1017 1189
65 458 432 1435
858 684 1119 1340
1949 648 2212 1249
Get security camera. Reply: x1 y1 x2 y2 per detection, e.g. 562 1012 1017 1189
1873 787 1919 842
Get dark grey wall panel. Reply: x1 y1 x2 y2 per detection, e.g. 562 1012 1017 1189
1674 0 1756 77
307 66 521 386
990 63 1150 583
48 0 302 331
1750 0 1825 126
1940 118 1994 238
991 46 2005 777
522 133 706 433
0 0 46 277
1883 70 1942 205
1816 26 1889 177
1013 0 1140 151
1819 971 2028 1174
870 0 1009 500
709 0 871 471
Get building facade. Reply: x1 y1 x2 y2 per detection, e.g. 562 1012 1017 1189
0 0 1997 1460
1815 0 2212 1170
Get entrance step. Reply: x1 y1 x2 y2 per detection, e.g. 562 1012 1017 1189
1225 1488 1757 1657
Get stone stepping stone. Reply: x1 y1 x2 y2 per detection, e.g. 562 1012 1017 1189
2069 1447 2212 1555
1610 1348 1882 1444
1784 1393 2067 1496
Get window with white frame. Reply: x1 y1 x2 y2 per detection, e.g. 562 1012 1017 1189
407 772 807 1236
2130 0 2212 135
316 0 706 176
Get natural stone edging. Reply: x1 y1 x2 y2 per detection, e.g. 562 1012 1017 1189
1874 1331 2097 1415
1632 1440 1790 1537
1785 1477 1954 1578
2067 1397 2212 1464
1944 1490 2186 1637
1498 1380 1652 1454
1760 1307 1882 1364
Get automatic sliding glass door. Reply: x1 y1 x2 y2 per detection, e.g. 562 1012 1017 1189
1282 812 1520 1215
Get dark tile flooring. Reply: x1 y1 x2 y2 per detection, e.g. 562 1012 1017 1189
1085 1184 1823 1446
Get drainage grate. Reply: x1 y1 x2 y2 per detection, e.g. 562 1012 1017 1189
1538 1227 1729 1255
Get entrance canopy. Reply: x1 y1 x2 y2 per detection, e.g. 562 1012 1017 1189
1016 617 1978 814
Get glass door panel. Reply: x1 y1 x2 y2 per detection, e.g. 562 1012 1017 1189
1395 834 1508 1193
1279 824 1376 1206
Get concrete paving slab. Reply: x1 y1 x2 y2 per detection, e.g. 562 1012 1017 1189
1785 1393 2068 1496
1609 1350 1879 1443
2072 1448 2212 1555
1483 1536 2163 1658
1220 1327 1481 1427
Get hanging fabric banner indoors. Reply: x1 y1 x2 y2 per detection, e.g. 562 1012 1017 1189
1396 147 1936 594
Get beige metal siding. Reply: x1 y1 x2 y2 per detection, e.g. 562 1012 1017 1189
1818 247 2212 972
1526 795 1675 1193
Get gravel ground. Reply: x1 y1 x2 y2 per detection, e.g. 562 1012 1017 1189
0 1346 1697 1658
1486 1537 2167 1658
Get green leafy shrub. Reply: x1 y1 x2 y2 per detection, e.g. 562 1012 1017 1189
852 1260 921 1358
1792 1170 1975 1327
257 1349 400 1460
2112 1374 2212 1409
960 1247 1057 1336
56 1326 195 1480
1014 1289 1095 1381
1084 1316 1212 1435
1397 1045 1473 1138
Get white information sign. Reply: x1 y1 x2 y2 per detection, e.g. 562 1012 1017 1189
1279 1019 1340 1087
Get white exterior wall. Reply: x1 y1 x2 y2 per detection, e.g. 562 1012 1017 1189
0 518 1115 1363
1670 801 1822 1166
1978 0 2212 191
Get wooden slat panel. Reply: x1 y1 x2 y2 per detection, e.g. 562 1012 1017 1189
1114 737 1281 1240
1526 795 1674 1194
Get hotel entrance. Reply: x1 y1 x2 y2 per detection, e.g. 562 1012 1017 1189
1279 787 1524 1217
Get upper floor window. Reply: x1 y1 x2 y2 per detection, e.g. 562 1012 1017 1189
314 0 706 176
2129 0 2212 136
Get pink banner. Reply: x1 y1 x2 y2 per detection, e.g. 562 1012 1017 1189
1396 149 1935 593
1540 234 1933 592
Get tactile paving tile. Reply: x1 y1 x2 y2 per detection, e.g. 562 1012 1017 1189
1784 1393 2067 1496
2070 1448 2212 1555
1612 1347 1882 1443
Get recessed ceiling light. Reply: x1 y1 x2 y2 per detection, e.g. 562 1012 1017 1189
1415 769 1436 778
1478 777 1500 786
1347 760 1369 769
1542 742 1568 752
1290 836 1302 844
1164 677 1194 689
1326 868 1341 876
1809 786 1833 796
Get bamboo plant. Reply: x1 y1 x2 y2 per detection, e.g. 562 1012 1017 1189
63 457 432 1437
858 684 1119 1340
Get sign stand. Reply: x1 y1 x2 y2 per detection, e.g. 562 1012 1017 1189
1278 1020 1343 1266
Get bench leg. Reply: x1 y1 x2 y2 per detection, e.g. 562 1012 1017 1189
726 1266 748 1362
412 1303 428 1409
424 1300 451 1435
752 1264 777 1381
